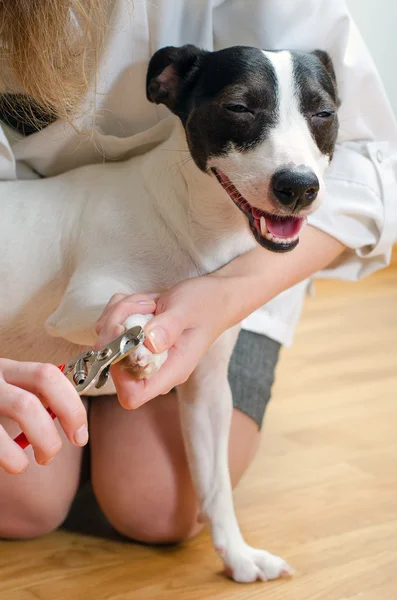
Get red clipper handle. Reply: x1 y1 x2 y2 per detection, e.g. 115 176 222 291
13 364 65 449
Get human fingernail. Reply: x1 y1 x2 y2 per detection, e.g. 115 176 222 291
137 299 156 305
41 457 54 466
147 327 167 353
74 425 89 446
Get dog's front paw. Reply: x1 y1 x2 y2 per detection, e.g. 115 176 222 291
219 544 293 583
124 342 168 379
123 314 168 380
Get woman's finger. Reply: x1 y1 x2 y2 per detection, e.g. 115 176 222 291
2 360 88 448
95 298 157 350
95 292 159 334
94 293 128 334
0 381 63 465
111 330 201 409
111 366 146 409
143 310 187 354
0 424 29 475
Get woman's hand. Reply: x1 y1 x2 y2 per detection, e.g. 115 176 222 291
0 359 88 474
95 227 345 409
95 277 232 409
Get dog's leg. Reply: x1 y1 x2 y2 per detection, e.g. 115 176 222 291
177 327 292 583
45 270 134 346
46 267 167 376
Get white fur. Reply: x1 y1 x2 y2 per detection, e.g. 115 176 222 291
0 51 330 581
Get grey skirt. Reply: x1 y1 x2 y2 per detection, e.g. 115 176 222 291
229 329 281 430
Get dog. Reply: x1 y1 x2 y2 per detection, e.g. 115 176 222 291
1 45 339 582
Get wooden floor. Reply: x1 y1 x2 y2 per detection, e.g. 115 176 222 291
1 253 396 600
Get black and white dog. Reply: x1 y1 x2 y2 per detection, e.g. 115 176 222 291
1 45 339 582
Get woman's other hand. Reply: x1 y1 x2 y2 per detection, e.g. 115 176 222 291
0 359 88 474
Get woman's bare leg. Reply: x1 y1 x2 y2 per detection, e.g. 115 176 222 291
0 417 83 539
90 391 259 544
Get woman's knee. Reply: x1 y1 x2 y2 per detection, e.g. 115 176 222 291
0 444 82 540
93 474 202 545
0 494 74 540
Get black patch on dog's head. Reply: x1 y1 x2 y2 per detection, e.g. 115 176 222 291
147 45 279 170
292 51 340 158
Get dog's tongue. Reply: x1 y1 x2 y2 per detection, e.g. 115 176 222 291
265 215 304 239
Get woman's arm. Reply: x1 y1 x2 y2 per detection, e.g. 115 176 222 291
96 227 345 409
209 227 345 329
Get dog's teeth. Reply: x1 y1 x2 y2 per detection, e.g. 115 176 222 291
260 216 267 236
266 232 274 241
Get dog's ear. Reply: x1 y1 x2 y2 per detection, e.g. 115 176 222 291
312 50 337 84
146 45 208 113
311 50 340 106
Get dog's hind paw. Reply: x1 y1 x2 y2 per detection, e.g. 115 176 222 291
221 544 293 583
122 314 168 380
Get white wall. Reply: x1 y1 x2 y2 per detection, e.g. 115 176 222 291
347 0 397 115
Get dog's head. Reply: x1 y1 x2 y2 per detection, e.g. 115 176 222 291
147 45 339 252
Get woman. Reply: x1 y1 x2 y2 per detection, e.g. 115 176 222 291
0 0 396 542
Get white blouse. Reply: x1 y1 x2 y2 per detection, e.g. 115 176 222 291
1 0 396 346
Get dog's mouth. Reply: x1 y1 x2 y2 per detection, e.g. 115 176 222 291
212 168 306 253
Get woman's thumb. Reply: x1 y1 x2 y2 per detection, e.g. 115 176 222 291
144 310 186 353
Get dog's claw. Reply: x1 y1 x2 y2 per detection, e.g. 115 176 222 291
281 566 295 578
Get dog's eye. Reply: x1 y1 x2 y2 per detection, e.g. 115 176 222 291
314 110 334 119
223 104 250 113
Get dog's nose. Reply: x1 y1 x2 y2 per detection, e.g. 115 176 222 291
271 169 319 209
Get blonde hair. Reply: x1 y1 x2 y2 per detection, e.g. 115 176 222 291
0 0 108 125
